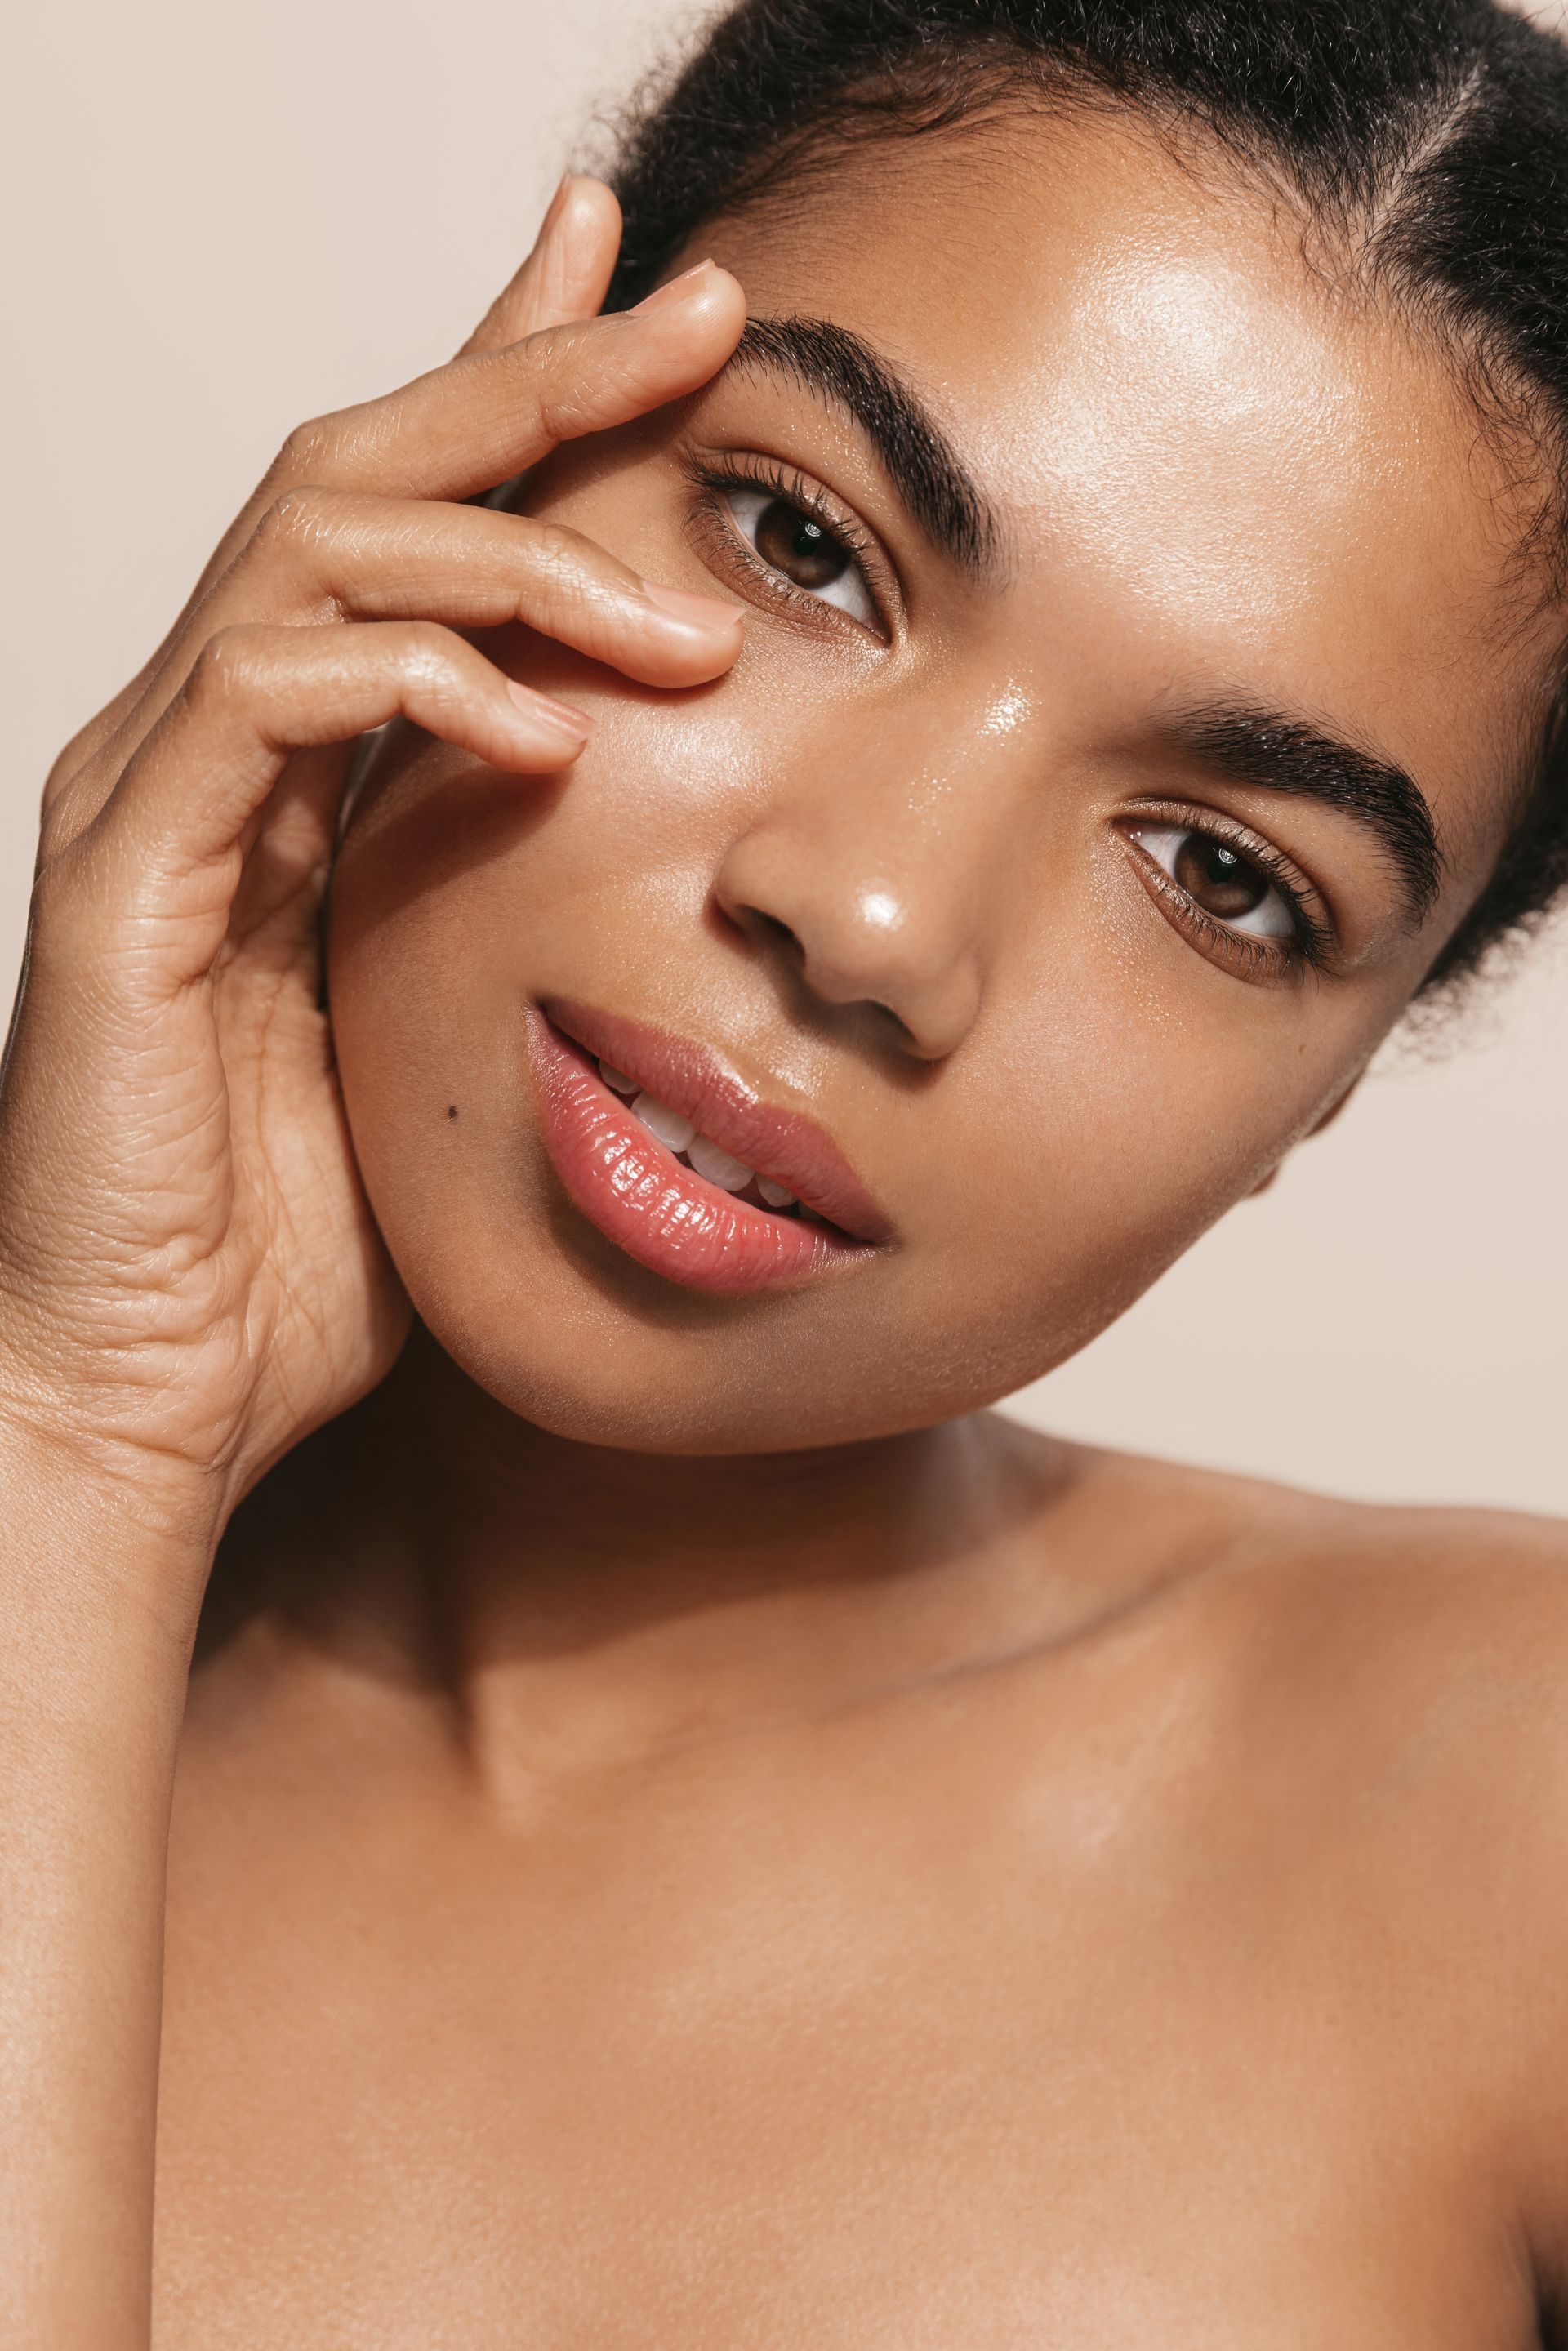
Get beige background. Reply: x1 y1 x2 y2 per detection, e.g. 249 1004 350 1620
6 0 1564 1513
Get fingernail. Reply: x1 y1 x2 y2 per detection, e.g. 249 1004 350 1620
630 260 716 315
506 679 594 739
639 581 743 631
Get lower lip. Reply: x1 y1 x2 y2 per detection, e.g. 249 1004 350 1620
528 1015 874 1296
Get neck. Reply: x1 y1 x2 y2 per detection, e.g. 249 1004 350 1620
206 1325 1085 1780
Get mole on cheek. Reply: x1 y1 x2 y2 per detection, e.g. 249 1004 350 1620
447 1104 458 1120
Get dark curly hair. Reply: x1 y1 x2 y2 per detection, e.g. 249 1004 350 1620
601 0 1568 994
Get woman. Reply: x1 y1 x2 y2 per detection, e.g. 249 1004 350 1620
7 0 1568 2338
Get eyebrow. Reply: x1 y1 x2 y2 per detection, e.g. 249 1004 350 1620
1172 705 1445 926
728 314 1003 579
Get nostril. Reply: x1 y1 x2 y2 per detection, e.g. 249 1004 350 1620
743 906 805 963
738 906 911 1042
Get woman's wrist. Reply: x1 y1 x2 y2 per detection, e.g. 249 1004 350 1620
0 1403 216 2351
0 1402 225 1665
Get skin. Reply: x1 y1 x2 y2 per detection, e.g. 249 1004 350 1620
3 110 1568 2351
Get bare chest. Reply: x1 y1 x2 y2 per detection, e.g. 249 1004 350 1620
150 1702 1540 2350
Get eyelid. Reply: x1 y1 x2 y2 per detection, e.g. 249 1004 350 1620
682 449 898 639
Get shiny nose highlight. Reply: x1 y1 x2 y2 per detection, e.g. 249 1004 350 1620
715 847 983 1062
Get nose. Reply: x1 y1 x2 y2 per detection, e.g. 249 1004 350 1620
712 791 987 1064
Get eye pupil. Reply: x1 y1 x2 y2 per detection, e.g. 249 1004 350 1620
1173 833 1267 919
754 496 849 590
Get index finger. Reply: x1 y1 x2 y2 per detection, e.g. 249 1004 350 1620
277 260 747 506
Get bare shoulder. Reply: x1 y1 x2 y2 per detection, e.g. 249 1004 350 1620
1053 1446 1568 2268
1053 1432 1568 1799
1071 1435 1568 1636
1210 1463 1568 1700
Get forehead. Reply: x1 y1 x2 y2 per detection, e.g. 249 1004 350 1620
702 107 1557 866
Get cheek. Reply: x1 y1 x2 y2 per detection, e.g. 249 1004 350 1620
330 679 774 993
888 919 1363 1393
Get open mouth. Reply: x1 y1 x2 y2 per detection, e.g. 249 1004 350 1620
593 1058 818 1218
527 1003 889 1296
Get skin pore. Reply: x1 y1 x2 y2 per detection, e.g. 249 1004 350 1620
33 106 1568 2351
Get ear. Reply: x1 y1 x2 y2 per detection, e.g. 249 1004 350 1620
1247 1072 1365 1198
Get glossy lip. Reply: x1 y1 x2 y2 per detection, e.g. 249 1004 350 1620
527 1001 893 1296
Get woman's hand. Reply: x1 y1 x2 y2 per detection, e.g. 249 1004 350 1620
0 177 744 2351
0 179 746 1569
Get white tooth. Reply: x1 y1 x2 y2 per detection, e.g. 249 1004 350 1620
757 1177 797 1209
631 1092 696 1153
687 1133 755 1191
599 1062 639 1096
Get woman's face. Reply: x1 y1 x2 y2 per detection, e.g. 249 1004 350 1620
327 109 1555 1452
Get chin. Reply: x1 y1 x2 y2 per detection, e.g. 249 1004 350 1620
392 1204 999 1457
414 1298 894 1457
404 1279 870 1457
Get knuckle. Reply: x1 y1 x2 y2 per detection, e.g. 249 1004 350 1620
511 323 608 443
530 328 644 446
523 519 581 575
254 484 340 556
275 413 341 482
392 622 467 709
188 624 268 705
523 519 606 587
395 619 456 680
521 317 596 372
533 379 602 444
520 520 602 600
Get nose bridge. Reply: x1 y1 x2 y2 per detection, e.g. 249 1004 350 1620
711 692 1030 1061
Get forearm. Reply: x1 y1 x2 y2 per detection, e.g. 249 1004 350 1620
0 1432 217 2350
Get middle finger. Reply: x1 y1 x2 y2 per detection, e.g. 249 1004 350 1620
224 488 744 688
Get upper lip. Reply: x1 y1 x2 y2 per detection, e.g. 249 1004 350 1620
542 999 894 1246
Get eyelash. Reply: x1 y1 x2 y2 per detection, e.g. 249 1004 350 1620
1120 805 1334 980
685 456 889 635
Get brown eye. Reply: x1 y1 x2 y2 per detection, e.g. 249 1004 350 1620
1172 834 1268 920
1126 822 1298 943
752 497 850 591
719 483 879 626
